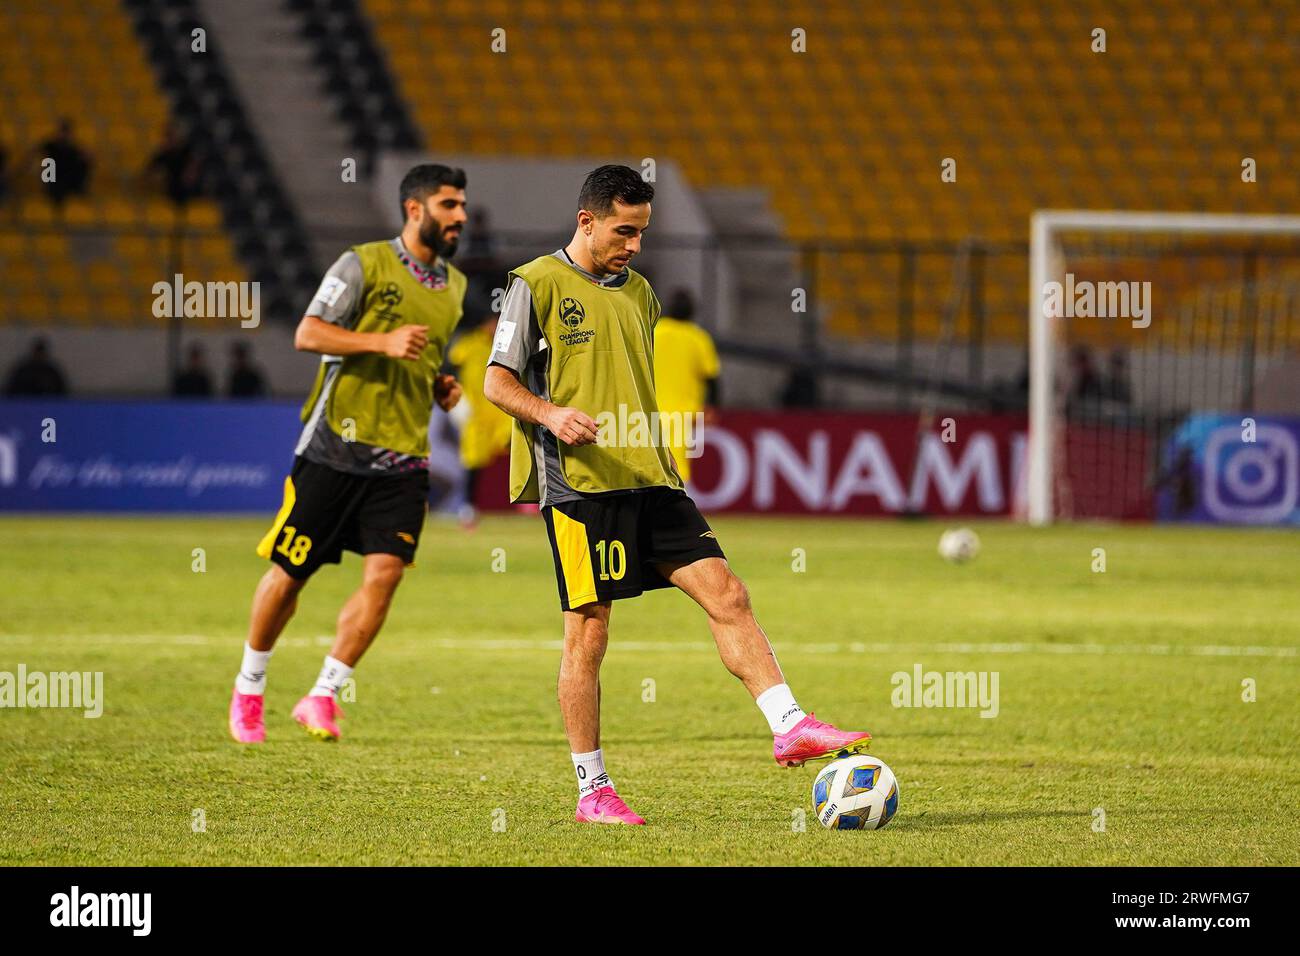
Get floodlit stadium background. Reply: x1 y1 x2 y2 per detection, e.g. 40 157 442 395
3 0 1298 523
2 0 1300 873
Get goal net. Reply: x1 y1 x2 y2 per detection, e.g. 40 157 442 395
1026 211 1300 525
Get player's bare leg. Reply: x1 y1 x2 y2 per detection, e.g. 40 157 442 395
293 552 406 742
661 556 872 767
230 565 307 743
330 552 406 666
657 556 782 695
247 564 307 653
558 601 610 753
559 602 643 824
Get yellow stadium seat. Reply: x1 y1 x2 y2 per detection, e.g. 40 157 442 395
0 2 249 331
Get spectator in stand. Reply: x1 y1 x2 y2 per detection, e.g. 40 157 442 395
1069 345 1103 401
172 343 214 398
36 118 91 206
144 121 203 207
5 337 68 396
462 208 498 264
1105 349 1132 403
780 367 820 408
227 341 268 398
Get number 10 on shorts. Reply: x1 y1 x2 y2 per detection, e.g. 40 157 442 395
595 539 625 581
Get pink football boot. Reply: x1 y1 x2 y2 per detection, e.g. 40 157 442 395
773 713 872 767
291 694 344 742
575 785 646 825
229 687 266 744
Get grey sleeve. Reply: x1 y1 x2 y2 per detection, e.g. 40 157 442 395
488 276 544 374
305 251 364 328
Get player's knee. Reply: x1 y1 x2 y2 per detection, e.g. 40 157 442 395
563 640 606 675
563 608 609 660
364 559 405 596
268 563 307 596
716 572 752 621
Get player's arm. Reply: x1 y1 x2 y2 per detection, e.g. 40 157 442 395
294 315 425 359
292 251 427 359
481 277 596 445
484 363 596 445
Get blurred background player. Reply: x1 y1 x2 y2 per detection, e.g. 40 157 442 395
653 288 720 484
228 163 467 744
484 165 871 826
446 312 512 526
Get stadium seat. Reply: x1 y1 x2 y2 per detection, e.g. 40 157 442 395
356 0 1300 347
0 0 247 328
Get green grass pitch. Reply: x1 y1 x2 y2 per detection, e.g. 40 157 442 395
1 514 1297 866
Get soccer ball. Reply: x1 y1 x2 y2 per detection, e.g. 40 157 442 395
812 754 899 830
938 527 980 563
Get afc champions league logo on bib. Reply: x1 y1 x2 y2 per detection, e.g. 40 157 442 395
375 281 404 324
557 296 595 346
559 296 586 329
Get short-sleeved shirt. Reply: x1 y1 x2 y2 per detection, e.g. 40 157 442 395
295 238 450 476
654 317 720 412
488 249 653 506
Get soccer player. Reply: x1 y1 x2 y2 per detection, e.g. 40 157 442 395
483 165 871 825
653 288 720 484
447 313 513 526
228 164 468 744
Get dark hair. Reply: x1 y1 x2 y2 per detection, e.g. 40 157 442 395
578 164 654 217
399 163 467 219
666 289 694 321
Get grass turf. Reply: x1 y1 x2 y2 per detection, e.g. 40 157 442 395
1 514 1297 865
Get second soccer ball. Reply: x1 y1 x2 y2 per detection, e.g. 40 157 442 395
938 527 980 563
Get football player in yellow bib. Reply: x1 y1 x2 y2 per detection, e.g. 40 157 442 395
484 165 872 825
228 164 467 745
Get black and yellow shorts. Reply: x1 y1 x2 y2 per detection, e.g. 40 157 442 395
256 456 429 580
541 486 725 611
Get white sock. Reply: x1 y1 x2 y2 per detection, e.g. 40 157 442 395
235 643 272 696
309 655 353 699
756 683 806 734
571 749 611 796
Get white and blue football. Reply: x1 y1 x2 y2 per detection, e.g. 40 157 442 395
812 754 899 830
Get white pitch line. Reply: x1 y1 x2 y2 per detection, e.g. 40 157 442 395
0 634 1295 659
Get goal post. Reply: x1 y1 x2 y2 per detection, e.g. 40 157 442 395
1026 210 1300 526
